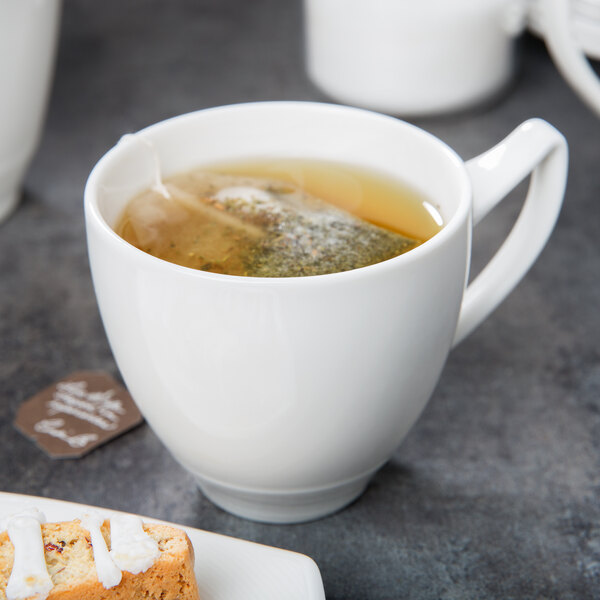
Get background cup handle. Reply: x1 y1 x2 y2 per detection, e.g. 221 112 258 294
452 118 568 346
541 0 600 117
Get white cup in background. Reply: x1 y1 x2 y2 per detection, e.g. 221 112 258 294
529 0 600 117
85 102 567 523
304 0 600 117
0 0 62 223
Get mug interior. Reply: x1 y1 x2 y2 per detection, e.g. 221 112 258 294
86 102 471 262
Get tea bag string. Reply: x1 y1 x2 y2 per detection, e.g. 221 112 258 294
118 133 171 200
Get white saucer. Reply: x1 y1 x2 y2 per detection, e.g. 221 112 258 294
0 492 326 600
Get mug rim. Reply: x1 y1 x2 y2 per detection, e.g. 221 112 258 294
84 101 472 286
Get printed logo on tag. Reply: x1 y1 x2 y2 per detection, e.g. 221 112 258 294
15 371 144 458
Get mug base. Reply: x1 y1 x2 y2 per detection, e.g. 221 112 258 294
0 189 20 224
307 72 514 118
0 162 26 224
195 473 372 524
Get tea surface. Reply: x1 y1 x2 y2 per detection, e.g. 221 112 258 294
115 159 442 277
213 159 442 240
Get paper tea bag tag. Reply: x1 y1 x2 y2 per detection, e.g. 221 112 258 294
15 371 143 458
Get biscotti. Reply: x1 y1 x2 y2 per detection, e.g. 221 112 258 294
0 508 200 600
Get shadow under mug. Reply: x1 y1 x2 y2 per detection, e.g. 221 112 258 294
304 0 600 117
84 102 567 523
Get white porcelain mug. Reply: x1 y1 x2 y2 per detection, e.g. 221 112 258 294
304 0 600 117
84 102 568 523
530 0 600 117
0 0 62 223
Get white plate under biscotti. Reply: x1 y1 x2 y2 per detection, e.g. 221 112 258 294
0 492 326 600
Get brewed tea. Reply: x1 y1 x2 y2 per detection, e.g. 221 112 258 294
115 159 442 277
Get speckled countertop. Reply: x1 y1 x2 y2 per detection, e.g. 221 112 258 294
1 1 599 598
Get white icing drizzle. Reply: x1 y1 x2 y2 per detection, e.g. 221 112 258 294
109 515 160 575
0 507 45 533
3 509 53 600
79 512 122 589
0 508 162 597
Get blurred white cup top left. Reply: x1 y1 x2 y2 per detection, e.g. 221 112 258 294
0 0 62 223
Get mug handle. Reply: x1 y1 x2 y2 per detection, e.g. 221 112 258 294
541 0 600 117
452 118 568 346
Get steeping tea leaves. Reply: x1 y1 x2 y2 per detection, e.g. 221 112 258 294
116 160 442 277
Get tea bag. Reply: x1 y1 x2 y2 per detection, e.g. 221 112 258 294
119 171 421 277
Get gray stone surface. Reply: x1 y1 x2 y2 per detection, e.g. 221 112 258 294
1 1 599 598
